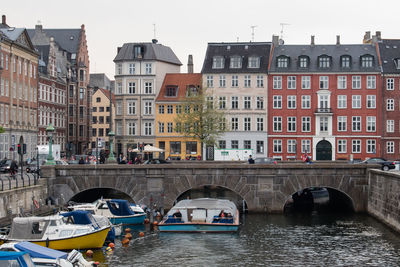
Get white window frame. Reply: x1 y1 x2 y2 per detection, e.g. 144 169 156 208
352 139 361 153
352 95 361 109
338 116 347 132
352 76 361 89
387 99 394 111
301 76 311 89
287 117 296 132
366 116 376 132
387 120 395 133
387 141 395 154
287 95 296 109
337 76 347 89
273 76 282 89
337 95 347 109
273 116 282 132
367 76 376 89
367 140 376 154
273 95 282 109
287 76 296 89
301 116 311 132
337 139 347 153
273 139 282 153
366 95 376 109
386 78 394 90
319 76 329 89
301 95 311 109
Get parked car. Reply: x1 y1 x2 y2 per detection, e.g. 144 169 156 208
358 157 396 171
144 159 170 164
0 159 18 173
254 157 277 164
27 159 67 174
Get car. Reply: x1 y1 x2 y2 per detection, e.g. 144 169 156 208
144 159 170 164
358 157 396 171
254 157 277 164
0 159 18 173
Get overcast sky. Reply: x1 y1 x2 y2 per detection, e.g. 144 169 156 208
2 0 399 79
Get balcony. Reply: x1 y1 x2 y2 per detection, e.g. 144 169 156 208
314 108 333 114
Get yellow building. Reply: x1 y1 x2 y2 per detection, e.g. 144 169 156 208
155 73 202 160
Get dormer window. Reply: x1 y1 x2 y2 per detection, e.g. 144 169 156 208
361 55 374 68
134 46 144 58
248 57 260 68
277 56 289 68
166 86 178 97
299 56 309 68
395 59 400 69
212 56 224 69
318 55 331 68
340 55 351 68
230 56 242 68
186 85 199 96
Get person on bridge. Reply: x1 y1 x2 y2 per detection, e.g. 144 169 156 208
248 155 255 164
10 160 18 178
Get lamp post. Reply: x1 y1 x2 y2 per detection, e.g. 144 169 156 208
45 124 55 165
107 130 116 163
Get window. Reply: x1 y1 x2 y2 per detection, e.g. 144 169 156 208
116 101 122 115
352 116 361 131
244 96 251 109
219 75 226 87
287 140 297 153
145 63 152 74
337 95 347 109
212 56 225 69
387 78 394 90
299 56 308 68
231 140 239 149
98 128 104 136
273 76 282 89
273 139 282 153
129 63 135 74
301 95 311 109
231 117 238 131
352 140 361 153
277 56 288 68
231 75 238 87
231 96 238 109
92 116 97 124
244 75 251 87
116 121 122 135
117 64 122 75
126 101 135 115
256 97 264 109
319 56 331 68
341 56 351 68
287 96 296 109
302 117 311 132
144 122 152 135
273 117 282 132
367 140 376 154
367 116 376 132
134 46 143 58
127 122 136 135
367 95 376 108
99 107 105 112
387 99 394 110
256 75 264 87
244 140 251 149
244 117 251 131
352 76 361 89
170 141 181 154
116 82 122 94
230 56 242 68
301 140 311 153
219 140 226 149
367 76 376 89
287 117 296 132
79 107 84 118
338 116 347 131
167 122 173 133
319 76 329 89
206 75 213 87
386 141 394 154
387 120 394 132
167 105 173 114
287 76 296 89
273 95 282 109
99 116 104 123
186 141 197 154
144 102 152 115
176 105 182 114
337 140 347 153
145 82 153 94
256 141 264 153
219 96 226 109
158 122 164 133
79 88 84 99
92 128 97 136
361 55 373 68
184 105 190 114
352 95 361 109
257 118 264 131
96 97 101 103
128 82 136 94
301 76 311 89
320 117 328 132
338 76 347 89
248 57 260 68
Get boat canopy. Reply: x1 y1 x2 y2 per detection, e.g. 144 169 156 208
0 251 34 267
15 241 68 260
106 199 135 216
170 198 237 214
60 210 97 225
8 217 52 239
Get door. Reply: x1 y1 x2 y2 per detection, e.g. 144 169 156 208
206 145 214 160
316 140 332 160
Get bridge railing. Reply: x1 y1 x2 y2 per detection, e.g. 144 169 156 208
0 173 38 191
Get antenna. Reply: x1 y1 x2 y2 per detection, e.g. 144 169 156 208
250 25 257 42
153 24 156 39
37 20 42 25
280 23 290 40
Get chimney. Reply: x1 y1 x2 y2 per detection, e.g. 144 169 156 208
1 15 5 25
336 35 340 45
117 47 121 54
375 31 381 41
363 31 371 44
272 35 279 46
311 35 315 46
35 24 42 32
187 55 193 74
152 39 158 44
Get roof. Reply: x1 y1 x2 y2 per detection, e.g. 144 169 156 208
114 42 182 65
15 242 68 260
378 39 400 74
269 44 380 73
170 198 237 212
96 88 115 103
0 28 36 52
156 73 202 102
35 45 50 74
201 42 271 74
27 28 81 53
89 73 111 89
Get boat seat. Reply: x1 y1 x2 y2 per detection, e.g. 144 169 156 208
165 216 182 223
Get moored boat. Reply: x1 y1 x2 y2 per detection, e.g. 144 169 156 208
158 198 239 233
0 250 36 267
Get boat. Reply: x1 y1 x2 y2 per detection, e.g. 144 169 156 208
158 198 239 233
0 210 111 250
0 241 97 266
0 250 36 267
68 199 146 225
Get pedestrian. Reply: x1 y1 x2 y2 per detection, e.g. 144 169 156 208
248 155 255 164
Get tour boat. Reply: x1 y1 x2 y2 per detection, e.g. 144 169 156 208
69 199 146 225
0 210 111 250
0 241 96 266
158 198 239 233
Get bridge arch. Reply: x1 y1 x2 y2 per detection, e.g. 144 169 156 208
68 187 134 204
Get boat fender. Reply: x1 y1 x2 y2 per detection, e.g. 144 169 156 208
125 233 132 240
86 250 93 257
108 242 115 249
139 232 145 237
106 246 112 253
45 238 49 248
33 200 39 209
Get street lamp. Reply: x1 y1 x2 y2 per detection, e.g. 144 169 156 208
107 130 116 163
45 124 55 165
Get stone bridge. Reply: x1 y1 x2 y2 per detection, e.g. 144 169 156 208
42 163 371 213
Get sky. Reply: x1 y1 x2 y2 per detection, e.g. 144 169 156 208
2 0 400 79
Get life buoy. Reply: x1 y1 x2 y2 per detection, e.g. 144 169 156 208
33 200 39 209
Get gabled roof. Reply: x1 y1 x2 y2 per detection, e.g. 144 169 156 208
156 73 202 102
201 42 271 74
378 39 400 74
0 28 35 51
27 28 81 53
114 42 182 65
95 88 115 103
269 44 380 73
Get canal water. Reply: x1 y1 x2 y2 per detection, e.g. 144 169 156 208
91 213 400 266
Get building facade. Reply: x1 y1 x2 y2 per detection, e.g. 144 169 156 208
268 36 382 161
0 15 39 160
155 73 202 160
201 42 271 160
113 40 181 157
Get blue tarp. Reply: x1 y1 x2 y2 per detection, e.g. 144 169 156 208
15 241 68 260
60 210 95 225
106 199 135 216
0 251 33 267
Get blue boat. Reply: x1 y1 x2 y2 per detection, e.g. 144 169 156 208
0 251 35 267
158 198 239 233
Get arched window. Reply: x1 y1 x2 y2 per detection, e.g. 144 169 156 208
360 54 374 68
340 55 352 68
298 56 309 68
277 56 289 68
318 55 331 68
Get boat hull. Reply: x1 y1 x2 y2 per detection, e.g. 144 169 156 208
109 214 146 225
158 223 239 233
